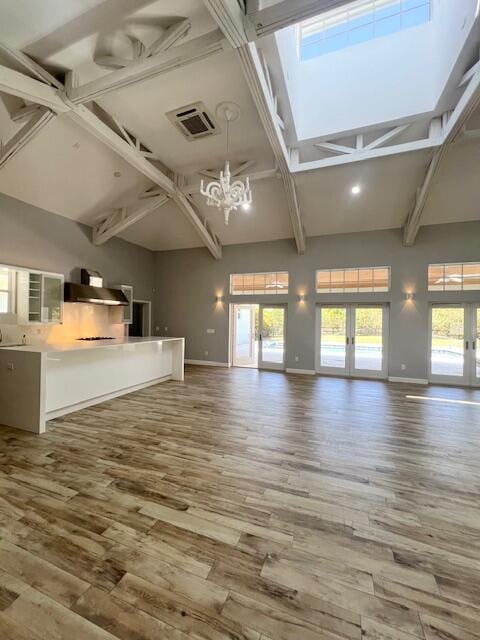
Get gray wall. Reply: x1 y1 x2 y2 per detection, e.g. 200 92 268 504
0 193 155 300
154 222 480 380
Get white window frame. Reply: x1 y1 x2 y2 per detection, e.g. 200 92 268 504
230 272 289 296
298 0 432 61
428 262 480 292
316 266 390 293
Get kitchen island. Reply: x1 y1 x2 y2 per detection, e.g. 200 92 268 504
0 337 184 433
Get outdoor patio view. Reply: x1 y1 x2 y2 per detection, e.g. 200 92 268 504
431 307 464 377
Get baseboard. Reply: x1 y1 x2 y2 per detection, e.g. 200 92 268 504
185 359 230 367
388 377 428 385
286 368 316 375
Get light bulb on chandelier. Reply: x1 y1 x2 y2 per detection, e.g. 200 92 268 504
200 102 253 225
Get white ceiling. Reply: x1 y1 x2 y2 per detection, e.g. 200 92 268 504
0 0 479 253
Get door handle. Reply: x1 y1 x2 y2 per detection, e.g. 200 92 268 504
346 337 349 345
466 341 469 350
351 336 355 346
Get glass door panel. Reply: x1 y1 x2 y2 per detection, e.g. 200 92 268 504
352 306 386 376
259 305 285 370
42 275 63 323
318 306 349 373
472 305 480 386
430 306 466 383
233 304 258 368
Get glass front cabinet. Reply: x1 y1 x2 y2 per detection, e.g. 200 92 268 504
17 270 64 324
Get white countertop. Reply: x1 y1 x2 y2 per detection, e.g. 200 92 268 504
0 336 183 354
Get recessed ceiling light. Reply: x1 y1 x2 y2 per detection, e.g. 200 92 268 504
351 184 361 195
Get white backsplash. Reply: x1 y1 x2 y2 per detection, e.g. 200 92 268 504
0 303 125 345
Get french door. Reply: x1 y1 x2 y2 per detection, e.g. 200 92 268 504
429 304 480 386
258 304 286 371
316 304 389 379
232 304 258 367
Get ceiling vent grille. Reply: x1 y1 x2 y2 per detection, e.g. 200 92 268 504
166 102 219 141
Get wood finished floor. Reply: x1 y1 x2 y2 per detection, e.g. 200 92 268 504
1 366 480 640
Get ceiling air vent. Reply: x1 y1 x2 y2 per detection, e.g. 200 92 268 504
166 102 219 141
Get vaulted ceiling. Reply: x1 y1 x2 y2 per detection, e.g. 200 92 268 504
0 0 479 256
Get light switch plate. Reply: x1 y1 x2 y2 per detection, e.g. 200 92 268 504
206 329 215 334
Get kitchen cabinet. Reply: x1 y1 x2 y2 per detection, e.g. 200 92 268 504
17 270 64 324
113 284 133 324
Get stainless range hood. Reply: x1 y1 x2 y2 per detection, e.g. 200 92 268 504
64 269 128 306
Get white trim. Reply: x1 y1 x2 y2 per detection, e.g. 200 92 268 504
388 377 428 385
286 368 315 375
185 359 230 367
45 375 171 421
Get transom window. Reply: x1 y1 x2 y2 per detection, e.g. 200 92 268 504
428 262 480 291
316 267 390 293
230 272 289 295
299 0 431 61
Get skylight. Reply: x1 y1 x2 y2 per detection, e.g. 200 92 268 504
299 0 431 61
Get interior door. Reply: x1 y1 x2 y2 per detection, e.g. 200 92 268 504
351 305 388 379
258 305 286 370
429 305 468 385
317 306 350 375
233 304 257 367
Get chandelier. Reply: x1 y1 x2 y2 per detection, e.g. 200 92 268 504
200 103 252 225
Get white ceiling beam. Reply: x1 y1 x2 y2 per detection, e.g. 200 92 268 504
11 103 42 123
293 137 441 172
0 64 69 112
238 43 305 253
68 30 226 105
204 0 249 48
315 141 355 154
203 1 305 253
66 103 222 258
142 19 191 58
0 108 55 169
0 42 63 89
364 124 409 150
246 0 354 38
93 194 169 245
404 67 480 246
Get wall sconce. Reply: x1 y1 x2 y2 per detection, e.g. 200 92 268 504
216 295 223 303
297 293 306 302
405 292 415 301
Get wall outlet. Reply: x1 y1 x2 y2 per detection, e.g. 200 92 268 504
204 350 209 356
206 329 215 334
155 326 160 332
164 326 168 332
7 363 13 371
401 364 406 371
295 356 299 362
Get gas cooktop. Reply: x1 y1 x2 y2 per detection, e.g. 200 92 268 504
77 337 116 341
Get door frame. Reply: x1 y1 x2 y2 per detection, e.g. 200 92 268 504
315 303 389 380
258 303 287 371
231 303 258 368
428 303 480 387
131 299 152 337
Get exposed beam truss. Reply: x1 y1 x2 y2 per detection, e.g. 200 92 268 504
68 30 226 105
95 19 192 69
204 0 305 254
403 57 480 246
0 45 222 258
0 108 55 169
93 191 169 245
